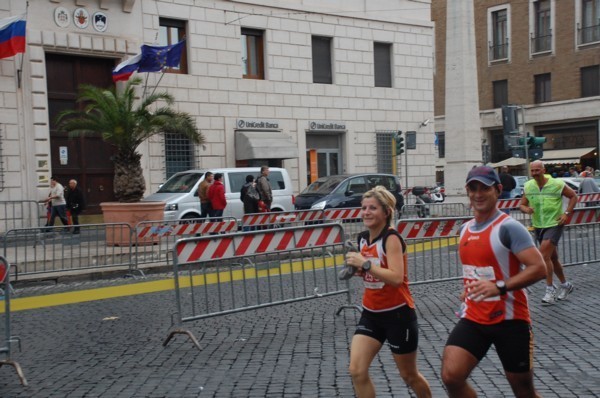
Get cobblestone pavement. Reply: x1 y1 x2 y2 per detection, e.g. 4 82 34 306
1 262 599 397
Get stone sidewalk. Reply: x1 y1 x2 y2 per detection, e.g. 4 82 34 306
0 262 599 397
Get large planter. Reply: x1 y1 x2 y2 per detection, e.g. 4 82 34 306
101 201 165 246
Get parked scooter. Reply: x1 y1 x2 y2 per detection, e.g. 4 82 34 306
411 186 433 218
430 186 445 203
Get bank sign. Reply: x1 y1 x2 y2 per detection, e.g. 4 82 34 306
309 121 346 131
236 119 280 130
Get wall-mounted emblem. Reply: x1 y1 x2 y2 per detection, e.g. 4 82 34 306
54 7 70 28
73 8 89 29
92 12 108 32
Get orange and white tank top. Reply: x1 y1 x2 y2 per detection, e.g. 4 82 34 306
459 213 531 325
360 229 415 312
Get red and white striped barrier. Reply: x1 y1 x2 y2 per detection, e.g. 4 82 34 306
241 210 324 227
137 219 237 239
175 224 344 264
497 199 521 209
396 217 472 239
578 193 600 203
566 208 600 225
323 207 362 221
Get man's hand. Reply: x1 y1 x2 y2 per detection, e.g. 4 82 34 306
520 205 534 215
465 280 501 302
558 213 569 225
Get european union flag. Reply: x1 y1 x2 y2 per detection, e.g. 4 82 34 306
138 39 185 73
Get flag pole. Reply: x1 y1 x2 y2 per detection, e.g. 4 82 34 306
17 1 29 88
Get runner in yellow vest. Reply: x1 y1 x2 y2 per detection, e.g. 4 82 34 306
519 161 577 305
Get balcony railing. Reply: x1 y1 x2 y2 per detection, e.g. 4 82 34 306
578 22 600 45
489 38 509 61
531 30 552 53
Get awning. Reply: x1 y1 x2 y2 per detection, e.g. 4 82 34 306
489 157 527 168
236 131 299 160
542 147 596 164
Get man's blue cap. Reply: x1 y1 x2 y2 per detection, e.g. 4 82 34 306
466 166 501 186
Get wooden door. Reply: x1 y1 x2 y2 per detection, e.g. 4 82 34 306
46 54 117 214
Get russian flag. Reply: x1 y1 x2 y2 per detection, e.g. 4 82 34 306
112 53 142 82
0 14 26 60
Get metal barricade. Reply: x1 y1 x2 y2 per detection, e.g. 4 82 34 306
397 217 472 284
560 207 600 266
575 193 600 208
0 201 43 235
240 209 324 230
163 223 354 350
134 217 238 268
400 203 469 219
322 207 363 241
2 223 133 280
0 256 27 385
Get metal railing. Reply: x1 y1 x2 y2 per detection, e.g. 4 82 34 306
163 223 355 350
0 255 27 385
489 38 509 61
531 30 552 53
578 22 600 45
0 201 43 235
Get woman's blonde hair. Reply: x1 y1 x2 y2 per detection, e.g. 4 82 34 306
362 185 396 226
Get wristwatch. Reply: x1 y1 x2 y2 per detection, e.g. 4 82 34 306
361 260 372 272
495 280 507 296
564 211 570 216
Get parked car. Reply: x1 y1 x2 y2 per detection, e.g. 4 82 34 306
294 174 404 212
143 167 294 221
558 177 600 192
510 176 529 198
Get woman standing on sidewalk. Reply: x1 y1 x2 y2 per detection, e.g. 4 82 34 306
345 186 431 398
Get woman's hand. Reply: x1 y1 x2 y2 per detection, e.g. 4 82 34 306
345 252 366 269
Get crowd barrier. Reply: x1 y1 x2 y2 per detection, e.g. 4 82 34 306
401 203 469 218
240 209 324 230
2 223 134 278
134 217 238 268
0 256 27 385
163 223 357 350
0 201 43 236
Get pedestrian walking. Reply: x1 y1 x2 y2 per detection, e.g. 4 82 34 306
579 170 600 207
256 165 273 211
344 186 432 398
207 173 226 221
66 179 86 234
519 160 577 305
241 175 259 214
44 176 69 229
198 171 214 218
441 166 546 398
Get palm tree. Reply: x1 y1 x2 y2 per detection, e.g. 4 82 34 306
57 77 204 203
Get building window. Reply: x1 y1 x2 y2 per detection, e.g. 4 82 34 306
374 42 392 88
581 65 600 97
435 132 445 158
241 28 264 79
376 131 395 174
158 18 187 74
532 0 552 53
579 0 600 44
312 36 332 84
493 80 508 108
489 8 509 61
165 133 194 179
534 73 552 103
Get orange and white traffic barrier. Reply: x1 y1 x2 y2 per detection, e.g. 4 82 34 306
241 209 324 228
566 207 600 225
175 224 343 264
396 217 472 239
323 207 362 221
578 193 600 203
497 198 521 209
136 219 237 239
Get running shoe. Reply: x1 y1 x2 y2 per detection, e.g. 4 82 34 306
541 287 556 305
556 282 574 301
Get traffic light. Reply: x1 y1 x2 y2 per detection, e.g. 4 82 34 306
502 105 520 151
528 136 546 160
395 131 405 155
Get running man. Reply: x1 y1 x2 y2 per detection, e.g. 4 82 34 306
519 160 577 305
442 166 546 398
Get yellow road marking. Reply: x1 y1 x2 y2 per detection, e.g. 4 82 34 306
1 238 459 313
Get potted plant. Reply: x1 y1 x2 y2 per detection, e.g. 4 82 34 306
57 77 204 245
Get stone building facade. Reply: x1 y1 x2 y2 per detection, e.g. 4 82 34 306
0 0 435 213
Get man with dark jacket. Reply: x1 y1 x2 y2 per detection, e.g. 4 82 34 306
66 179 86 234
498 166 516 199
256 165 273 211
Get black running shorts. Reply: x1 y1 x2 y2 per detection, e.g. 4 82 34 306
534 225 564 246
446 318 534 373
355 306 418 355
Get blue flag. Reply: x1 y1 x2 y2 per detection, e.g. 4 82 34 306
138 39 185 73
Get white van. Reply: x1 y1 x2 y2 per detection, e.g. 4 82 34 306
143 167 294 221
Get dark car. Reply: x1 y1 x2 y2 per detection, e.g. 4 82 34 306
294 174 404 211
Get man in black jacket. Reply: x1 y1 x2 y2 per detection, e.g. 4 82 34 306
66 179 86 234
